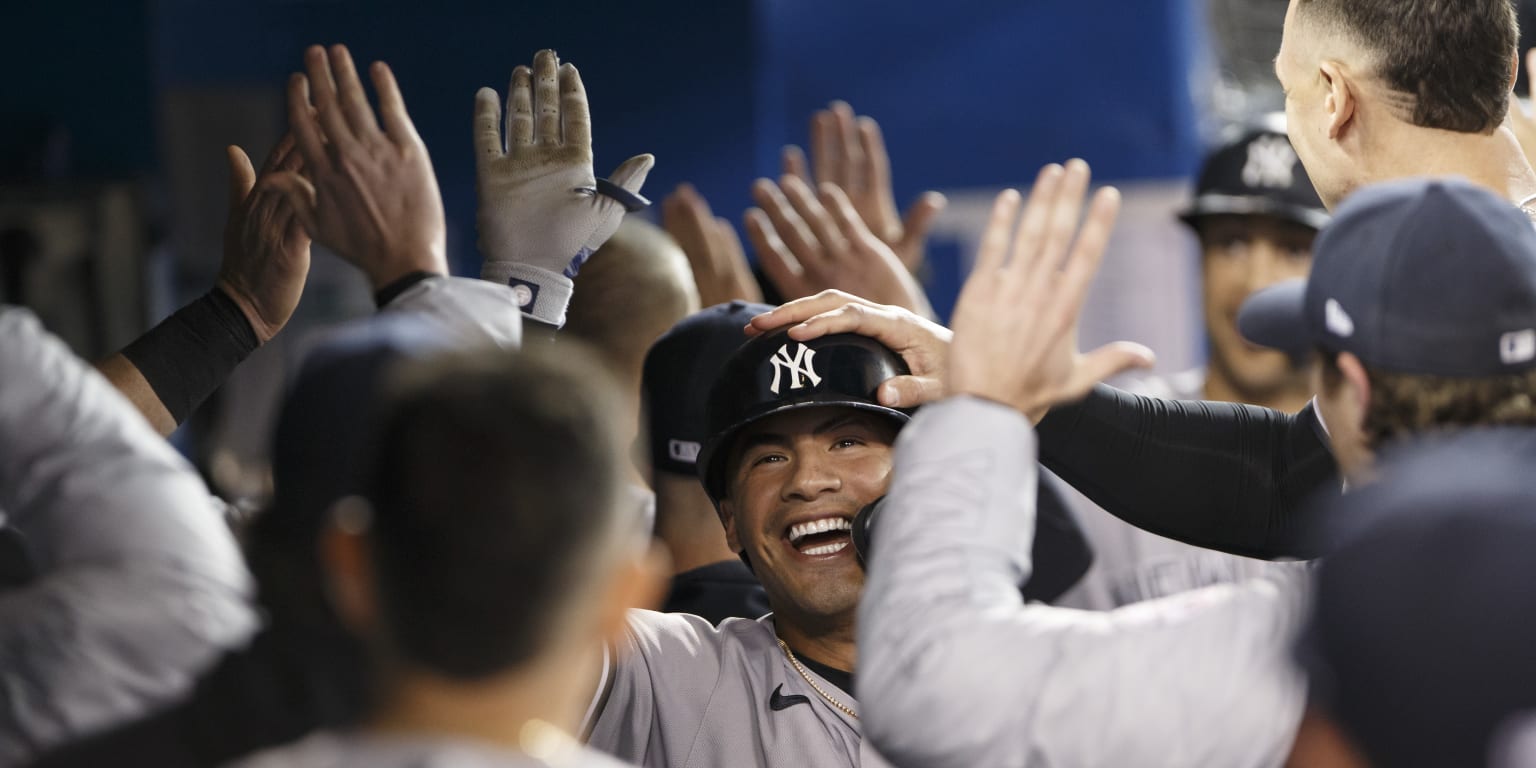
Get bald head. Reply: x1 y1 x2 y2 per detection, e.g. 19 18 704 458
566 218 702 387
1292 0 1517 134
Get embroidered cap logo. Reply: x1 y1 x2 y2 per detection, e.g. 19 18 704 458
768 343 822 395
1242 135 1298 190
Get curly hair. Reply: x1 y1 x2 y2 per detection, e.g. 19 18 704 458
1320 351 1536 447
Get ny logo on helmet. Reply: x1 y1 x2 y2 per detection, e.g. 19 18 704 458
768 343 822 395
1242 135 1297 190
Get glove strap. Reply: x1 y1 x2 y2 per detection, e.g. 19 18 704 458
481 261 573 328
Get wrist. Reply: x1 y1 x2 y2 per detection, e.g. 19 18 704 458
368 245 448 292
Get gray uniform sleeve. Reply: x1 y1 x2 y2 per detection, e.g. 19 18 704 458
858 396 1308 768
380 275 523 349
587 610 726 765
0 308 256 765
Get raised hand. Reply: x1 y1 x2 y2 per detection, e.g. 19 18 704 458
216 135 312 342
744 174 933 316
948 160 1154 417
662 183 762 306
270 44 447 291
474 49 654 326
782 102 945 272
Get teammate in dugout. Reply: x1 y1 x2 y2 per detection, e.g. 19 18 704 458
582 172 1108 767
1057 125 1329 609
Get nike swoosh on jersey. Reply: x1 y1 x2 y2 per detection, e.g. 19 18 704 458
768 684 812 711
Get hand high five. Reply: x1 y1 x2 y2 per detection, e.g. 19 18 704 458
271 44 448 290
948 160 1153 417
217 135 312 342
782 102 946 272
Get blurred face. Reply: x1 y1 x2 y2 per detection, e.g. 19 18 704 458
1278 0 1351 208
1199 215 1316 398
719 407 897 625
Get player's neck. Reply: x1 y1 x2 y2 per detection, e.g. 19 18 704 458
776 614 857 673
1374 124 1536 207
366 652 592 752
1203 367 1312 413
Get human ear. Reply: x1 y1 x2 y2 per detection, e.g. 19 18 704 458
1320 61 1356 140
318 496 378 635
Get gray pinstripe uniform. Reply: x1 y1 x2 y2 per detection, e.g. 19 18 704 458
0 307 256 765
859 397 1309 768
588 611 892 768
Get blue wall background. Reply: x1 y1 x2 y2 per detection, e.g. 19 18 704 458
2 0 1207 305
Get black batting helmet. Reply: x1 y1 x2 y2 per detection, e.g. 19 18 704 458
1179 127 1328 232
697 328 911 502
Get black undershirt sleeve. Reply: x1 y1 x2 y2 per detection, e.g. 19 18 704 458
1035 384 1340 560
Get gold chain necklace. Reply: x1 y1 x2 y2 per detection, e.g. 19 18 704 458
776 639 858 720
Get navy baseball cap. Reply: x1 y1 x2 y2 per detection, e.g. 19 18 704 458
1297 427 1536 768
1179 127 1328 232
642 301 773 477
1238 178 1536 375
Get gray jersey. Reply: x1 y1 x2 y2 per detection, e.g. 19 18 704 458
858 397 1308 768
232 730 632 768
588 611 891 768
1055 369 1305 609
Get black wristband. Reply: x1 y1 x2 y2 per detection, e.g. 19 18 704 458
373 270 439 308
121 288 260 424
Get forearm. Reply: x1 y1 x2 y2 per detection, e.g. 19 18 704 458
0 308 256 764
858 396 1045 768
108 288 261 436
1036 384 1339 559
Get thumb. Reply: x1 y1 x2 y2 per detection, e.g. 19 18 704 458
1064 342 1156 399
226 145 257 208
608 153 656 194
878 375 945 409
898 191 946 250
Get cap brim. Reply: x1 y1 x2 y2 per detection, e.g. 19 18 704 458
1180 194 1329 232
1237 278 1311 355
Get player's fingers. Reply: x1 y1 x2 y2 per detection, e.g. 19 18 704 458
745 207 810 300
371 60 420 144
261 171 320 239
474 87 505 170
856 116 891 198
1063 342 1157 402
305 45 357 151
752 179 822 270
878 375 946 409
713 216 748 265
811 110 842 187
745 288 882 335
286 73 330 174
561 62 592 149
830 101 865 194
1027 158 1092 291
226 145 257 208
1049 186 1121 336
508 66 534 147
532 49 560 145
328 45 382 139
780 175 847 259
782 145 810 182
820 183 878 247
971 188 1023 276
1007 163 1066 277
259 134 297 176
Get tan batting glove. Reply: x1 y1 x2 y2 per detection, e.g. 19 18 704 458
474 50 654 327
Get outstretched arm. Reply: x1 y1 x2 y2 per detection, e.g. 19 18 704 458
0 308 255 765
857 162 1307 768
98 137 311 435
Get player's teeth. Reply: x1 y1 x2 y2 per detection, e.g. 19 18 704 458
803 541 849 556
